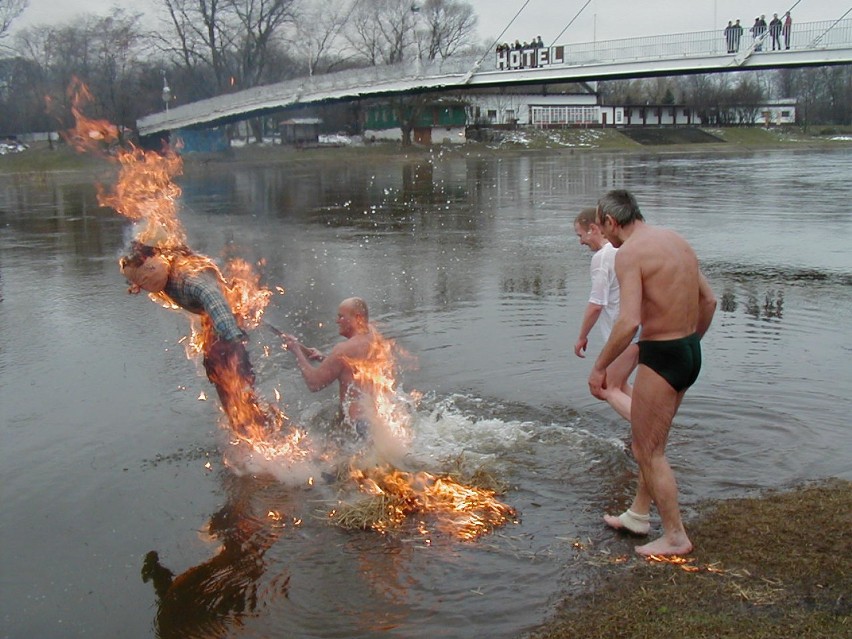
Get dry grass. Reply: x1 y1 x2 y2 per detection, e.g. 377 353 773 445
530 478 851 639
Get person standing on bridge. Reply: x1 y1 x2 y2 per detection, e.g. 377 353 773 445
769 14 783 51
724 21 735 53
751 15 767 51
733 19 744 52
783 11 792 50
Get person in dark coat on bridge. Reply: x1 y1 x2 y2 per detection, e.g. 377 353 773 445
724 21 734 53
782 11 792 50
751 15 767 51
769 13 783 50
733 19 743 52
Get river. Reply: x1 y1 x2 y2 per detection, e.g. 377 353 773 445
1 146 850 638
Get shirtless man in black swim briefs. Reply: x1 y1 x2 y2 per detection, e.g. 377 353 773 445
588 190 717 556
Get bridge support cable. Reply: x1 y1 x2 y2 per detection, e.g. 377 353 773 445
809 7 852 48
548 0 592 48
462 0 533 84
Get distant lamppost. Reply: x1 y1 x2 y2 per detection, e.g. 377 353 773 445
161 71 172 112
411 3 422 73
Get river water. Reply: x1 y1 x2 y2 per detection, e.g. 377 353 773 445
1 146 851 639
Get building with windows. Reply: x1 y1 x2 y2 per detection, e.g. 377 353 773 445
363 101 468 144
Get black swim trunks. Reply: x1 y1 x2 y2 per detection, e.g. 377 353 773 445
638 333 702 392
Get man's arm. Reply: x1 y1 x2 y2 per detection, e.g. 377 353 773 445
696 271 717 338
283 334 343 392
574 302 603 357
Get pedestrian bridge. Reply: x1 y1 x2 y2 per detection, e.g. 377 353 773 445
137 18 852 137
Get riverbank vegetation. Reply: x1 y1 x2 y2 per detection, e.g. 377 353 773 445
2 125 850 177
531 478 851 639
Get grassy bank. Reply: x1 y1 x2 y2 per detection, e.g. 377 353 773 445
530 479 851 639
2 126 850 176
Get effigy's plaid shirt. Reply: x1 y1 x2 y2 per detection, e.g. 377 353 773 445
164 269 244 342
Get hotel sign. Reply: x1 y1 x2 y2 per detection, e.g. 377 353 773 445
496 46 565 71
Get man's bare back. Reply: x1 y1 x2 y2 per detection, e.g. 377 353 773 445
615 224 701 341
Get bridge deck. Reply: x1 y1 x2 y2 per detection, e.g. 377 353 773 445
137 19 852 137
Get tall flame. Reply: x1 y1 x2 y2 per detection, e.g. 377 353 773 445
65 79 306 456
343 326 418 445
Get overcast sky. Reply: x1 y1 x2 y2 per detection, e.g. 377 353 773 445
13 0 849 45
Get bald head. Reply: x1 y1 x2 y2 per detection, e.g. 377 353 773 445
337 297 369 338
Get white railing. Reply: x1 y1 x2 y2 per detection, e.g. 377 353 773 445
476 19 852 70
138 19 852 134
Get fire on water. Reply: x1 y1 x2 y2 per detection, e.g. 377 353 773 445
330 465 518 541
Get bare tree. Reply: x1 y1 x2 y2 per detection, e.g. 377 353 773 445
417 0 476 61
389 92 430 145
682 74 724 125
157 0 235 96
0 0 27 47
12 9 149 131
229 0 296 88
290 0 354 76
347 0 417 65
731 75 764 125
156 0 296 92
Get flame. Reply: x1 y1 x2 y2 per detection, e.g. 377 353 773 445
343 327 418 443
646 554 701 572
63 77 186 249
340 465 517 541
66 79 306 458
646 555 727 574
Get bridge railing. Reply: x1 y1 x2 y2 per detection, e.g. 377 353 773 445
138 17 851 133
178 20 852 103
472 18 852 70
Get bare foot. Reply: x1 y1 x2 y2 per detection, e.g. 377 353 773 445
634 533 693 557
603 509 650 536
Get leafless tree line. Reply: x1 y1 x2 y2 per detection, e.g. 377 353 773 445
598 68 852 128
0 0 479 136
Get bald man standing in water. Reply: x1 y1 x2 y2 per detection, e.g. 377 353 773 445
589 190 716 557
281 297 374 436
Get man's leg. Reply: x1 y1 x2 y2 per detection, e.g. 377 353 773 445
602 343 638 422
629 364 692 556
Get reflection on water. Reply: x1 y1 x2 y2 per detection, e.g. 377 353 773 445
1 148 851 639
142 475 291 639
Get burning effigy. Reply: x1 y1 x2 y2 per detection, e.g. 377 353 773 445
63 78 300 453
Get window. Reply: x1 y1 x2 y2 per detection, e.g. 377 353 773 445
487 109 497 121
530 106 599 127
